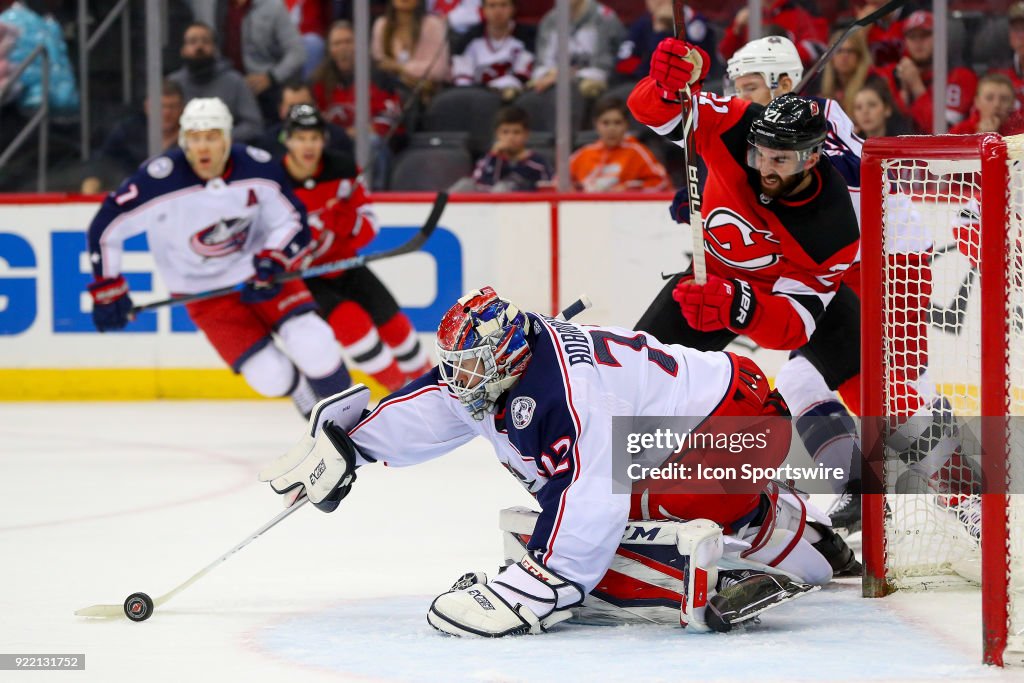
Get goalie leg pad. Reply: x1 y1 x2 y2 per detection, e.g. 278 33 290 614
427 555 582 638
498 508 724 630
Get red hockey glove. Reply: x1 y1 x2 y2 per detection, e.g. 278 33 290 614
673 275 757 332
87 275 133 332
241 249 289 303
650 38 709 96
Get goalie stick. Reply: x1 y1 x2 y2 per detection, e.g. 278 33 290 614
75 497 310 619
672 0 706 285
128 191 448 316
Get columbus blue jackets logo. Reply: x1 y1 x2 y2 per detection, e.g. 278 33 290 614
702 207 781 270
190 216 253 257
510 396 536 429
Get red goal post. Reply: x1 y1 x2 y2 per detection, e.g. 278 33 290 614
860 133 1023 666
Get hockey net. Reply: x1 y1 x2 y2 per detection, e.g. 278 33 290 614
861 134 1024 667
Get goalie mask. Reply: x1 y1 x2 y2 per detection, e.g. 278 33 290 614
436 287 532 421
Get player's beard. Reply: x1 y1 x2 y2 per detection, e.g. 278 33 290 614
760 170 805 199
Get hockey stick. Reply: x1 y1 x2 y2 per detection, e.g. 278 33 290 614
793 0 908 94
75 496 310 619
557 294 592 322
672 0 706 284
129 192 448 315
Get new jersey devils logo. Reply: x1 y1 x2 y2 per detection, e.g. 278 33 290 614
190 216 253 257
702 208 781 270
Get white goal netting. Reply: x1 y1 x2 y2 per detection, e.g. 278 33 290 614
872 134 1024 665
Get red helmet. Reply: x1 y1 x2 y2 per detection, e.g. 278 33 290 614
436 286 532 420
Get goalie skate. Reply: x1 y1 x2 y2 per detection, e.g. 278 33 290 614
705 570 819 633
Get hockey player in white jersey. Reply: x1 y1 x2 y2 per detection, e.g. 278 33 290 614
86 97 351 414
259 286 859 637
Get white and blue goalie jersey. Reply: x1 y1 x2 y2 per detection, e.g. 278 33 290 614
347 313 737 594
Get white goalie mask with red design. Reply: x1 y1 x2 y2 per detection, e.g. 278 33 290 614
436 286 532 421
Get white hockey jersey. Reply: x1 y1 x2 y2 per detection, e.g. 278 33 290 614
87 145 309 294
451 26 533 89
347 313 736 593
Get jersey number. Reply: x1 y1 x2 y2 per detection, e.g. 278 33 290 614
588 330 678 377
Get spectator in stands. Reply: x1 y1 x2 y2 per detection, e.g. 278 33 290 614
450 105 552 192
569 96 668 192
530 0 625 99
451 0 533 101
718 0 828 69
282 0 332 79
213 0 307 122
616 0 715 83
949 73 1018 135
852 76 911 138
80 80 186 194
878 10 977 133
848 0 914 68
819 28 873 121
992 2 1024 109
429 0 481 36
255 80 353 158
168 22 263 142
372 0 450 94
312 20 402 189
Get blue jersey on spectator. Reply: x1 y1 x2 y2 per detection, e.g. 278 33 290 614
616 9 716 81
473 151 553 191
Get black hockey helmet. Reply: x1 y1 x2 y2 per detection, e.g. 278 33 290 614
747 94 827 153
283 103 327 138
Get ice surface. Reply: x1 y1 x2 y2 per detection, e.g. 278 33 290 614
0 402 1016 682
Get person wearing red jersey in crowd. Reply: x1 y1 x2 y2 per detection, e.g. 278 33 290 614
838 0 917 68
281 103 432 391
949 73 1019 135
310 20 402 189
991 2 1024 110
569 97 669 192
877 10 977 133
718 0 828 69
282 0 331 78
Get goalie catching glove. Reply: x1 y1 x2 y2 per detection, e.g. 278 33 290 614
258 385 370 512
427 553 584 637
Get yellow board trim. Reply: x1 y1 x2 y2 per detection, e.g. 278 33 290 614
0 369 389 401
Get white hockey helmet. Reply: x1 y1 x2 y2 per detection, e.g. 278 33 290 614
727 36 804 93
178 97 233 149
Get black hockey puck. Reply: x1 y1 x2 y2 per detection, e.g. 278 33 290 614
124 592 154 622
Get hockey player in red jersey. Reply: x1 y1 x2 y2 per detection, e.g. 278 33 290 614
281 104 432 392
724 34 865 531
259 286 859 637
630 39 981 535
628 40 862 409
86 97 351 417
